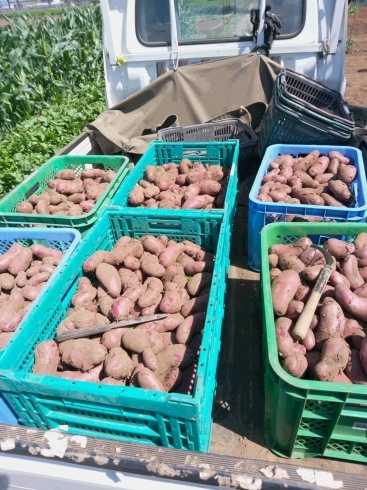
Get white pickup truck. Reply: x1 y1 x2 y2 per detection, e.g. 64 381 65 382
1 1 367 488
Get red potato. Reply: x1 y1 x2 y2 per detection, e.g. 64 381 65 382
337 164 357 185
315 297 345 347
271 270 300 316
176 313 205 344
295 283 311 302
137 368 165 391
0 273 15 290
140 255 165 278
334 284 367 322
142 347 158 371
328 180 352 202
328 151 350 164
56 180 84 195
56 170 76 180
182 195 215 209
293 150 320 172
308 156 330 177
8 247 33 275
354 247 367 268
354 233 367 251
141 236 166 256
160 282 182 314
104 347 133 380
181 293 209 318
16 201 33 213
282 354 307 378
32 340 60 375
315 173 334 184
95 263 121 298
278 253 305 273
58 363 104 383
301 329 316 351
129 185 145 205
345 349 367 384
0 243 23 272
314 337 350 381
324 239 355 260
138 277 163 308
340 255 364 290
59 338 107 372
329 270 350 289
327 157 340 175
285 300 304 320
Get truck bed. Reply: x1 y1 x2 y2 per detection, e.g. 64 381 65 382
209 177 367 478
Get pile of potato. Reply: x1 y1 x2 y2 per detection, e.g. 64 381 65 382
257 150 357 208
15 168 117 216
0 244 64 350
269 234 367 384
128 159 229 210
32 235 215 394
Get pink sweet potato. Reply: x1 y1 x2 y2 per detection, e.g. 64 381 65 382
142 347 158 371
96 263 121 298
160 282 182 314
111 297 134 321
141 236 166 256
137 368 165 391
138 277 163 308
324 239 355 260
315 297 345 347
176 313 205 344
278 253 305 273
58 363 104 383
104 347 133 380
32 340 60 375
334 284 367 322
0 243 23 272
59 338 107 372
101 327 129 350
345 349 367 384
282 354 307 378
8 247 33 275
31 244 63 261
181 293 209 317
314 337 350 381
271 270 300 316
328 180 352 202
341 255 364 290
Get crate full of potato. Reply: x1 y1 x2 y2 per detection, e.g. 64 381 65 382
0 209 230 452
248 144 367 271
0 155 130 236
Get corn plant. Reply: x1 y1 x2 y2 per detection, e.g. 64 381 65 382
0 5 103 134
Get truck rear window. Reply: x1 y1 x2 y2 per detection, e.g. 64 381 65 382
136 0 305 46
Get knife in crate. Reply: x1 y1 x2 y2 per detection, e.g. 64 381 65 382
55 313 168 343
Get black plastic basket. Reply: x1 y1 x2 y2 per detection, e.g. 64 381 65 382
157 118 258 178
258 87 351 157
278 68 355 128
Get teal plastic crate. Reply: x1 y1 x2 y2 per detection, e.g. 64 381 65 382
110 140 239 225
0 155 130 237
0 209 231 451
0 228 81 425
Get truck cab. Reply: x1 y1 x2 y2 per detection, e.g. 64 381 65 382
101 0 348 108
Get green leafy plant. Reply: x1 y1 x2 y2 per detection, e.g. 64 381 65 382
346 37 355 53
0 5 103 134
0 81 105 198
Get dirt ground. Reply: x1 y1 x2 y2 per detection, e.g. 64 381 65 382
344 5 367 106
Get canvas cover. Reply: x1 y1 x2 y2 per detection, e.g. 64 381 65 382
85 54 281 155
84 53 367 158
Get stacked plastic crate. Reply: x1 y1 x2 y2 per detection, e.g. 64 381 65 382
0 140 240 452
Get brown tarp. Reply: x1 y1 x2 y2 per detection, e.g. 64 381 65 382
85 54 282 155
84 53 367 159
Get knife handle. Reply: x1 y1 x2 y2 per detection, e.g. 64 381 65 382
56 324 112 343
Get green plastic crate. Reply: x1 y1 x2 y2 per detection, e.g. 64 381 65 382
0 155 130 237
261 222 367 463
0 208 231 452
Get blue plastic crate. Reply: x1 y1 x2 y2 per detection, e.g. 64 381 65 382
110 140 239 221
0 228 81 425
0 209 230 451
248 145 367 271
